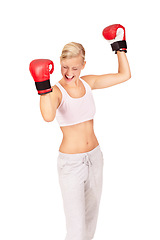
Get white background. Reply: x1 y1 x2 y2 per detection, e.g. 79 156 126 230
0 0 160 239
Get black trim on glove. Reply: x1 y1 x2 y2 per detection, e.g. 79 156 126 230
111 40 127 54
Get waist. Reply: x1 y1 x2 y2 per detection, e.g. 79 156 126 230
58 144 101 159
59 133 99 154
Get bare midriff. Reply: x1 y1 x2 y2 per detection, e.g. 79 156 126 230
59 119 99 154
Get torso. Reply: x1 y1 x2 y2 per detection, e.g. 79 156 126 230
59 120 99 154
55 77 99 154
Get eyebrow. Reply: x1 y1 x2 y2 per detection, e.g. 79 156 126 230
63 65 79 68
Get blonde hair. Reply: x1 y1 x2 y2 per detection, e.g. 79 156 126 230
60 42 85 63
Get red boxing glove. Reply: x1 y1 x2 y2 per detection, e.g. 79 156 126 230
102 24 127 53
29 59 54 95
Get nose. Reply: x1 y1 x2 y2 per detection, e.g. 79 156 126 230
66 68 73 76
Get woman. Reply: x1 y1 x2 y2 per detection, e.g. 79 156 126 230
29 24 131 240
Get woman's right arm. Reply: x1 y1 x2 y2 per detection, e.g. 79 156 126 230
40 86 60 122
29 59 59 122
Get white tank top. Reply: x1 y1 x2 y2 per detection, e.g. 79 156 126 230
55 78 96 127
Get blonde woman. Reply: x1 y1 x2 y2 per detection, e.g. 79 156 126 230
29 24 131 240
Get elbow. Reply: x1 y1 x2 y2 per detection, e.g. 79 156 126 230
40 106 56 123
127 73 131 81
44 118 54 123
118 70 131 83
128 68 132 80
124 71 131 82
43 115 55 122
41 112 56 123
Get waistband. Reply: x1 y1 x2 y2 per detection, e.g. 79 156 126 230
58 145 102 191
58 145 101 160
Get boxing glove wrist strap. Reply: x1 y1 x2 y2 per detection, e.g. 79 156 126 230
111 40 127 53
35 79 52 95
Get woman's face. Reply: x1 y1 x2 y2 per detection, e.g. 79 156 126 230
61 55 86 84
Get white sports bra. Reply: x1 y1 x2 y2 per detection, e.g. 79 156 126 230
55 78 96 127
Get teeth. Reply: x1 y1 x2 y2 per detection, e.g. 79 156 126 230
66 75 74 79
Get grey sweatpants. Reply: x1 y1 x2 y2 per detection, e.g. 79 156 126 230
57 145 104 240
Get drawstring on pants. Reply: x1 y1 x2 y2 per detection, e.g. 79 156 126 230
82 154 97 192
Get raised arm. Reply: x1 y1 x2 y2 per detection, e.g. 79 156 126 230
82 24 131 90
29 59 59 122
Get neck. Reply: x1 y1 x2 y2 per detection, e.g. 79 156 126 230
63 78 81 88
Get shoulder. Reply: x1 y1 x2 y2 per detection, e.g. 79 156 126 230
81 75 97 90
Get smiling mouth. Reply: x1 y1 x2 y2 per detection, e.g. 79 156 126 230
65 75 74 80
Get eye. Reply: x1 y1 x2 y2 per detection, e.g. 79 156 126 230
73 68 78 71
63 66 67 69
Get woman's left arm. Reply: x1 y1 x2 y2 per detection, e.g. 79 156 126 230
82 24 131 90
82 51 131 90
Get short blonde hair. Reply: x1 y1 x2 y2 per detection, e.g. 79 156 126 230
60 42 85 63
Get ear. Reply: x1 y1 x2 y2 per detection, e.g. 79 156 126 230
82 61 86 70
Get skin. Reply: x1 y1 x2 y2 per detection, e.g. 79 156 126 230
40 51 131 154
